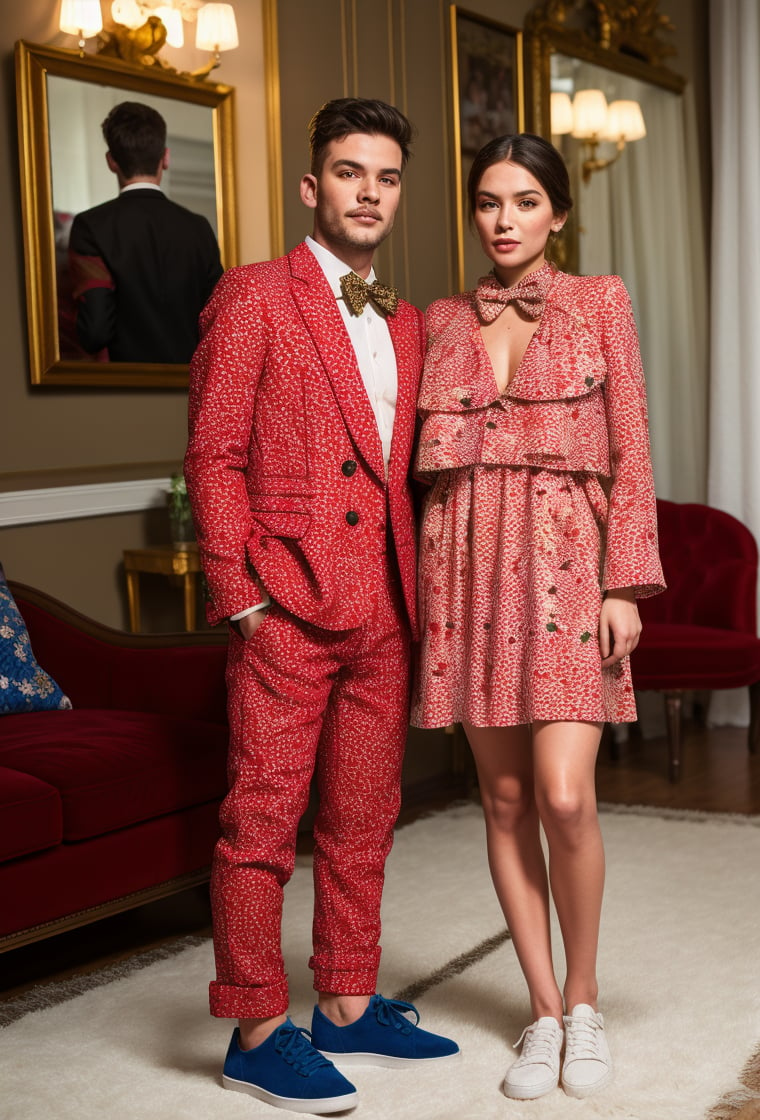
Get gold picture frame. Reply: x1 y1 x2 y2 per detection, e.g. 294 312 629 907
15 40 238 388
450 6 524 292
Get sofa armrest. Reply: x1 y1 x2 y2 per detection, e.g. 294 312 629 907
9 582 228 724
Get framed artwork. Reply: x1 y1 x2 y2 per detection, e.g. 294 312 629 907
450 6 524 290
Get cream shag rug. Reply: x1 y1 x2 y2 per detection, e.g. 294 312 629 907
2 803 760 1120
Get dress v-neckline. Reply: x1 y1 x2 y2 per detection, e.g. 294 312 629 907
474 316 542 397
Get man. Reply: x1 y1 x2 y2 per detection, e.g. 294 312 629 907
185 98 459 1114
68 101 223 363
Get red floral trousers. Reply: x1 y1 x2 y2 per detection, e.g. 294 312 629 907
209 560 410 1019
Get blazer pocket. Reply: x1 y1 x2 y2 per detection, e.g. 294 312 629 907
250 508 311 540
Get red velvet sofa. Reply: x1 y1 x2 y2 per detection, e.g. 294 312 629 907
0 582 229 952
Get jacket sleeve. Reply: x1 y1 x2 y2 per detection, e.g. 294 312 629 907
68 214 117 355
197 215 224 303
184 267 267 625
600 278 666 598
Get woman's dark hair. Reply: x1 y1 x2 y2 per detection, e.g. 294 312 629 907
308 97 414 174
102 101 167 178
467 133 573 218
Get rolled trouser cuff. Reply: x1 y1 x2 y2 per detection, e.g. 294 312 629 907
310 955 380 997
209 978 289 1019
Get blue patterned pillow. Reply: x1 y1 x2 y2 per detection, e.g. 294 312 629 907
0 568 72 714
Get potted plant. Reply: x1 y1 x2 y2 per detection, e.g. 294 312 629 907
167 472 195 550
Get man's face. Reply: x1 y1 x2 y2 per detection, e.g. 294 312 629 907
300 132 403 271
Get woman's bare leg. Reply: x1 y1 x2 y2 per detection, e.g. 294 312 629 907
532 720 605 1012
463 721 563 1024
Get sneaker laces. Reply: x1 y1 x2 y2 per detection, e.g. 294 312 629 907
513 1020 562 1068
563 1014 603 1061
274 1022 332 1075
373 995 420 1035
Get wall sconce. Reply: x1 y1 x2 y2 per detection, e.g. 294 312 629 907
551 89 646 183
59 0 239 76
110 1 185 46
195 3 239 67
59 0 103 53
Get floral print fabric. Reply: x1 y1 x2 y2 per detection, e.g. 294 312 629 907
412 268 665 729
0 572 71 714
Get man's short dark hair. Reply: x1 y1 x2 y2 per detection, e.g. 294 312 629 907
102 101 167 179
308 97 413 175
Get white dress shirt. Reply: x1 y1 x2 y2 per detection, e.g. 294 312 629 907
305 235 398 468
119 182 163 194
232 236 398 621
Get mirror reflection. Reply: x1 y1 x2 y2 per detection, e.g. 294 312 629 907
48 77 220 365
545 51 706 502
549 54 682 280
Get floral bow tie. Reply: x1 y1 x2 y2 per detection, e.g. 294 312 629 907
475 269 551 324
340 271 399 317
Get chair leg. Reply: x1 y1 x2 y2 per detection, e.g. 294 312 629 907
749 682 760 754
663 692 683 782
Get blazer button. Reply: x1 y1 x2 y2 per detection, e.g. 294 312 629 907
341 459 358 476
345 510 359 526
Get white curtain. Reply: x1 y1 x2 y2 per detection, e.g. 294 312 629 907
707 0 760 725
573 69 709 503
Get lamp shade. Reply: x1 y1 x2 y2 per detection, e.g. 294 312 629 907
110 0 143 28
196 3 239 52
550 92 574 136
59 0 103 37
605 100 646 142
155 5 184 48
572 89 608 139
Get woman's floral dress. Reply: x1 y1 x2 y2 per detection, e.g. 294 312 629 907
412 262 665 729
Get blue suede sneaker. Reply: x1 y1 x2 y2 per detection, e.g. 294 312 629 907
222 1020 358 1114
311 995 460 1067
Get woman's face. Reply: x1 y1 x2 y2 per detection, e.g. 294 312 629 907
472 159 565 283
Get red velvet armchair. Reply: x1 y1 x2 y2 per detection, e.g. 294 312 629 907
630 499 760 781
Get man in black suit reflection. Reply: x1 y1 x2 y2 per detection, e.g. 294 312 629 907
68 101 223 364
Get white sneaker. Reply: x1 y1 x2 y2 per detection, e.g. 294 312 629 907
562 1003 613 1097
503 1016 563 1100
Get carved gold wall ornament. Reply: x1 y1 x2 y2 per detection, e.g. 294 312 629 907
96 16 173 68
526 0 676 68
95 16 218 80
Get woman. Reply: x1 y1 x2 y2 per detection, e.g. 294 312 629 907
413 134 665 1100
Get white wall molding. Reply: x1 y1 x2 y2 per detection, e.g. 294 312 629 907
0 478 171 528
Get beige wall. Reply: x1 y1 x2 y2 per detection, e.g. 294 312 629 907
1 0 708 627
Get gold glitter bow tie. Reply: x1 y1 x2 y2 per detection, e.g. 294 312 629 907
339 271 399 317
475 273 546 323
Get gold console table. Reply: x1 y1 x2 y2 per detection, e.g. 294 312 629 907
123 545 202 632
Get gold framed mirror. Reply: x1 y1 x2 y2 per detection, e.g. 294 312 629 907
523 1 685 275
521 2 709 507
15 39 238 388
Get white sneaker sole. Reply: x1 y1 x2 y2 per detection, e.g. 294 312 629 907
318 1049 461 1069
222 1073 358 1113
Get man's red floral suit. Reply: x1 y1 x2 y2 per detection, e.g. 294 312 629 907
185 241 424 1018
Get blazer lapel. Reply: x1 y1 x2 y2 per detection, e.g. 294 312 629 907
288 243 386 481
386 310 419 488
